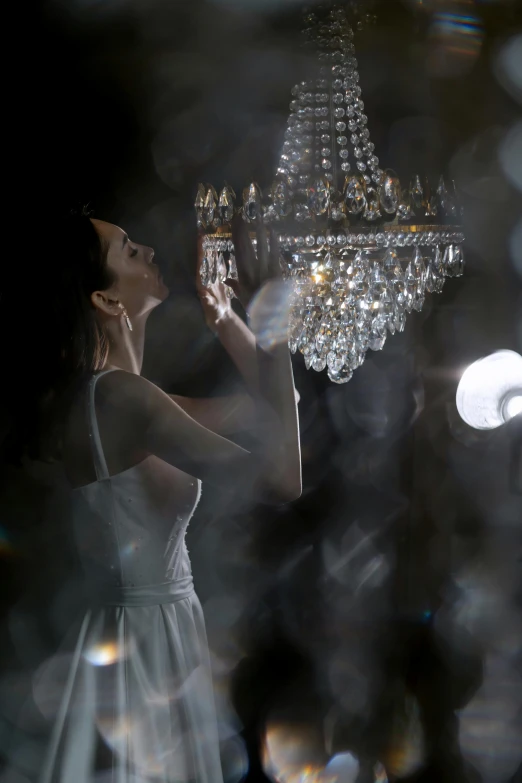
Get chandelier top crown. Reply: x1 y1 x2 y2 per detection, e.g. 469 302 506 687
195 1 463 240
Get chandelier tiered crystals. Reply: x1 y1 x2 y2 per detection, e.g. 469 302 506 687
196 2 465 384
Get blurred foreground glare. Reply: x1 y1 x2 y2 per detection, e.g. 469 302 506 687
456 350 522 429
261 722 389 783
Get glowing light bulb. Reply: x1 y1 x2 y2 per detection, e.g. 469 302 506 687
456 350 522 430
504 394 522 421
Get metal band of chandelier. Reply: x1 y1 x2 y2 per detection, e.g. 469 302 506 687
195 1 465 384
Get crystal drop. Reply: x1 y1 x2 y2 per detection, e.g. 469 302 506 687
308 178 330 215
312 354 327 372
357 161 367 171
403 261 416 310
335 332 354 354
199 256 210 287
336 121 347 132
339 149 349 159
383 247 401 275
227 253 238 281
322 159 332 170
344 175 367 214
410 175 424 212
433 245 443 273
321 147 331 156
394 309 406 332
335 108 346 118
412 293 425 312
210 252 218 285
294 203 312 223
364 186 382 221
337 136 348 146
370 264 387 296
442 244 454 276
353 248 370 269
270 180 292 218
426 195 438 218
304 354 313 370
242 183 262 222
412 247 426 283
328 366 353 384
397 190 414 221
341 162 351 171
327 351 345 373
217 252 227 283
203 185 218 226
444 244 463 277
379 169 401 214
369 331 386 351
425 262 439 293
195 183 206 228
453 245 464 277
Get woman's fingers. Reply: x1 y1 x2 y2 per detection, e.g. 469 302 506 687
224 279 239 298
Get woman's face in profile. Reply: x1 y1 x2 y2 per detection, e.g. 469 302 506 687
92 219 169 316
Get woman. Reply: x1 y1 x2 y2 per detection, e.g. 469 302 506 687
1 210 301 781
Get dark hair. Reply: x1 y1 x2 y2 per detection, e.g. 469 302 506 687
0 208 115 462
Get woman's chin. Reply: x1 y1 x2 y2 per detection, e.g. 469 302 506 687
158 280 170 300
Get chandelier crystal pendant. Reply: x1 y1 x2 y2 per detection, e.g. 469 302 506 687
195 2 465 384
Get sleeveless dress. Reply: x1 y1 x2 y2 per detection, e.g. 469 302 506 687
37 370 224 783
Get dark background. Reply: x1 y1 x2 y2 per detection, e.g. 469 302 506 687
2 0 522 781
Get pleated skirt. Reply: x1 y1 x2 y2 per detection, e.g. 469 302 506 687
35 578 224 783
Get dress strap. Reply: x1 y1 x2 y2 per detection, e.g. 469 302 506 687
87 369 117 482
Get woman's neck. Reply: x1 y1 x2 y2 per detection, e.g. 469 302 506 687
104 317 147 375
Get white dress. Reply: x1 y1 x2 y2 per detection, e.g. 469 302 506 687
37 370 224 783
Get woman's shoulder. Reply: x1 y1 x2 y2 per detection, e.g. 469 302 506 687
94 369 174 419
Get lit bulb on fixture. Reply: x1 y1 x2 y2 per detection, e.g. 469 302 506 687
456 350 522 430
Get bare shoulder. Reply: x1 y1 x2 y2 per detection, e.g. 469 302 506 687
95 370 184 421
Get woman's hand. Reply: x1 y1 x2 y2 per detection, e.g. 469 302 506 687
228 215 282 311
196 237 233 334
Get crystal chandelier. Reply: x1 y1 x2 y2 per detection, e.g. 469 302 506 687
196 1 465 384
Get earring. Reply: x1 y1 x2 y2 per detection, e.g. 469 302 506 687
120 306 133 332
